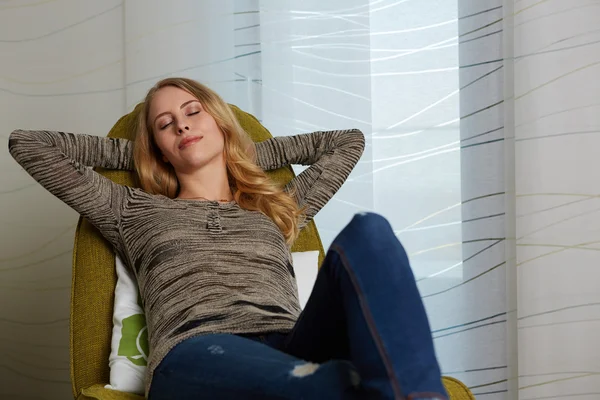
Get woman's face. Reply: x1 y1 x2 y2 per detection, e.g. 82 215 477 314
148 86 225 174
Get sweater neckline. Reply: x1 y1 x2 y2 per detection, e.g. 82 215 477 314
171 197 238 208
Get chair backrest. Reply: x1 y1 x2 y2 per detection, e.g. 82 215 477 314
69 104 325 397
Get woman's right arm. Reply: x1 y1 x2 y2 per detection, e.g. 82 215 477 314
8 129 133 248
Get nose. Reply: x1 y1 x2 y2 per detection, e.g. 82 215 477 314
177 121 190 135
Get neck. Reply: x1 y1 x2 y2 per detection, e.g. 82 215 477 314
176 159 233 201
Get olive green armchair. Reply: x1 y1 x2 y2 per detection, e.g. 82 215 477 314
69 105 475 400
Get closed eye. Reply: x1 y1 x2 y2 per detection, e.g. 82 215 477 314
158 110 199 130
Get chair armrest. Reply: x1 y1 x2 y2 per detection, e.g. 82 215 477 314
76 384 144 400
442 376 475 400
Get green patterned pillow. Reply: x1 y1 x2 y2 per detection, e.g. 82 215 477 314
105 256 148 394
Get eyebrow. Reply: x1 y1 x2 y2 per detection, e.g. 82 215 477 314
153 100 200 125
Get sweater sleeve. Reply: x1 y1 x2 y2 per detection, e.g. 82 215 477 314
255 129 365 227
8 129 133 250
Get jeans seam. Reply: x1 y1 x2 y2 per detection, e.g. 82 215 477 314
332 244 405 400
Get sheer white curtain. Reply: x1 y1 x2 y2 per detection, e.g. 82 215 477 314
459 0 600 398
2 1 600 399
242 1 600 398
257 0 470 390
508 1 600 399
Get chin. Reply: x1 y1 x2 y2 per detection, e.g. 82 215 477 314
177 154 223 172
176 161 209 172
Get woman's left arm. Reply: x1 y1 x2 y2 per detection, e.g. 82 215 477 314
255 129 365 226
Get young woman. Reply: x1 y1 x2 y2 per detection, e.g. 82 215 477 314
9 77 448 400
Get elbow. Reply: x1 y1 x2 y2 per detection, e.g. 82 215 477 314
8 129 42 161
8 129 26 154
350 128 366 154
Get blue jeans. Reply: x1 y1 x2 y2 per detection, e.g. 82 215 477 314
149 213 447 400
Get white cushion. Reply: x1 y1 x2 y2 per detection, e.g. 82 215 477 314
106 251 320 394
292 251 319 309
105 256 147 393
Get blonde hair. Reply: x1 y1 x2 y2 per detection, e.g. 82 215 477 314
133 77 302 245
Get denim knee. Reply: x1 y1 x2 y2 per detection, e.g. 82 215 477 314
349 212 390 232
348 213 395 242
340 212 408 261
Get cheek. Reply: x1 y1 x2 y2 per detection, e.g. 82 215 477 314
202 134 225 159
215 134 226 155
205 125 225 150
216 133 225 149
153 134 173 153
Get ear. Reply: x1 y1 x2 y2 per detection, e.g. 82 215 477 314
162 154 170 163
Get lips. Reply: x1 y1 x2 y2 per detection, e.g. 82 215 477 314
178 135 203 150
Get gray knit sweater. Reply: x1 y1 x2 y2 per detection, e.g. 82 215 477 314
8 127 364 395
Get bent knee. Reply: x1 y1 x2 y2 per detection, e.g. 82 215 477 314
336 212 409 264
349 212 392 233
348 212 399 248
